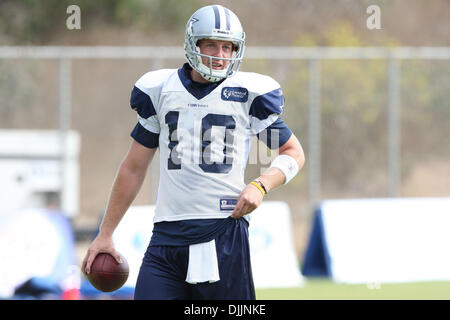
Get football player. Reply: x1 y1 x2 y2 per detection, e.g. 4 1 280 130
82 4 305 300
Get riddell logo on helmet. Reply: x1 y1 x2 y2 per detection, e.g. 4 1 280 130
221 87 248 102
212 29 231 35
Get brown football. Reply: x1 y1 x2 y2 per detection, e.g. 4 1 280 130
87 253 129 292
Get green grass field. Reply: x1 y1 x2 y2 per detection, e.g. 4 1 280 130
255 279 450 300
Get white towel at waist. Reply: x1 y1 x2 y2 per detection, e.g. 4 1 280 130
185 239 220 284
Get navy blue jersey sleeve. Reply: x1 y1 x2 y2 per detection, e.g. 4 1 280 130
129 85 160 148
248 87 285 135
130 122 159 148
256 117 292 149
130 85 157 118
249 88 284 121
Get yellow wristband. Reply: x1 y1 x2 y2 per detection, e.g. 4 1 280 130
250 181 266 196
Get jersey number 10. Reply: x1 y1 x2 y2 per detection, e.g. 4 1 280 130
165 111 236 174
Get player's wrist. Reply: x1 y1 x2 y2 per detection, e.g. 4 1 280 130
250 180 267 197
269 154 299 184
98 227 114 238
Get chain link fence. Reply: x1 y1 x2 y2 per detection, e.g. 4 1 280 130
1 46 449 236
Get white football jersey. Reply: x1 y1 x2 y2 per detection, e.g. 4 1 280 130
130 64 285 223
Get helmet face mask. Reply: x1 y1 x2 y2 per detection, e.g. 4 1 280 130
184 5 246 82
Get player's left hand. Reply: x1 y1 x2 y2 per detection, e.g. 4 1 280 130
231 182 264 218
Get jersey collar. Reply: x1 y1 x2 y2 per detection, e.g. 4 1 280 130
178 63 225 100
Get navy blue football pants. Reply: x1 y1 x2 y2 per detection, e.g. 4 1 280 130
134 219 255 300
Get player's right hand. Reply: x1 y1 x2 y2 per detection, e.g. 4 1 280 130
81 233 123 275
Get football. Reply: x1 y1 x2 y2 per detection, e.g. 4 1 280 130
87 253 129 292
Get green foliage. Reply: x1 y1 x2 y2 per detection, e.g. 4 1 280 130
286 22 390 196
0 0 201 44
400 60 450 172
0 61 34 123
323 20 363 46
284 20 450 198
111 0 202 30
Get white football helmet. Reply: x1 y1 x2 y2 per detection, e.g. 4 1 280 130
184 5 246 82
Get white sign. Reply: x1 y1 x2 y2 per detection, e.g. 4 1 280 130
249 201 305 288
0 130 80 218
318 198 450 283
112 206 155 288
